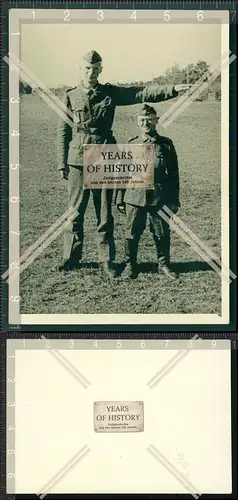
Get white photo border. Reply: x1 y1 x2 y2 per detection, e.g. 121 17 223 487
8 9 230 326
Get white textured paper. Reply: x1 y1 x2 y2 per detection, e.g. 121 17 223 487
13 342 232 494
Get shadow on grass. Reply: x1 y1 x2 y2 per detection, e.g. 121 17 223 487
78 262 99 269
172 260 215 274
55 260 215 277
133 260 214 275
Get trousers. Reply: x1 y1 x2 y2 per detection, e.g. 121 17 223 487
124 204 171 263
63 165 115 263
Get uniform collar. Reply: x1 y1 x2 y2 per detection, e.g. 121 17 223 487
141 132 160 143
81 82 100 95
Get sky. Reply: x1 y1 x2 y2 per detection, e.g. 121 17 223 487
21 22 221 87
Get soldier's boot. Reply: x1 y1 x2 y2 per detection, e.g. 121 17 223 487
159 262 178 280
155 238 178 280
101 262 117 280
158 255 178 280
123 239 138 279
58 238 83 272
58 258 80 272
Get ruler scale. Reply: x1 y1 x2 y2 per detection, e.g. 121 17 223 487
5 335 238 348
6 342 16 495
4 330 238 342
1 5 237 500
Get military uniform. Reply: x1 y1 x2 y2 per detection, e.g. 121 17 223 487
58 50 179 268
116 129 180 270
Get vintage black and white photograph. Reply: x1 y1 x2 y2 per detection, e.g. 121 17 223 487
7 9 233 325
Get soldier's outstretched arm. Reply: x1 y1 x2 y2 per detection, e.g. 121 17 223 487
57 92 73 177
109 82 191 106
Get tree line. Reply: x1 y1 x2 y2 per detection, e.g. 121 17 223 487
118 60 221 100
20 60 221 100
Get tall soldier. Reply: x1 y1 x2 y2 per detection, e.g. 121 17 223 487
58 49 189 278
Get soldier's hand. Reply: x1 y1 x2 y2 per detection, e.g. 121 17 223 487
117 203 126 214
174 84 192 93
59 166 69 180
167 204 179 214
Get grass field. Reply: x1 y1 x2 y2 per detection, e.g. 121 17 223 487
20 94 221 316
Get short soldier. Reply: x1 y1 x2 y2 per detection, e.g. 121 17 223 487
116 104 180 280
58 49 188 278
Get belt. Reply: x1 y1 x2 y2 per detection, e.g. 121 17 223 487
77 127 113 135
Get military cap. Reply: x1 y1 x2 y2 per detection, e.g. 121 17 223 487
139 104 157 116
83 49 102 65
